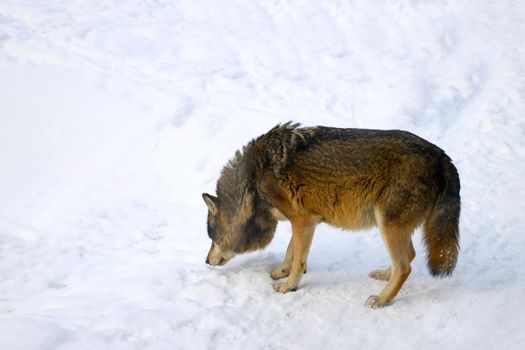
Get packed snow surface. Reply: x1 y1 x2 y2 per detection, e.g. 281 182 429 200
1 1 525 349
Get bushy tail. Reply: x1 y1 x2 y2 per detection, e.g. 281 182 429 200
424 155 461 277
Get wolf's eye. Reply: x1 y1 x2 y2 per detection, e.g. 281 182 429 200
207 221 217 240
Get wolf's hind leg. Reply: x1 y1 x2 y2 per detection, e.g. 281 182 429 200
368 239 415 281
270 236 294 280
368 267 391 281
365 225 413 308
273 219 316 293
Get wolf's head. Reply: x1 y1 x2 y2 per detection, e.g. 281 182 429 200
202 191 277 266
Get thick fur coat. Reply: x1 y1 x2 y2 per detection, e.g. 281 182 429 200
203 122 460 307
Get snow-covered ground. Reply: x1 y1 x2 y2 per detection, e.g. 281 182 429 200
1 1 525 349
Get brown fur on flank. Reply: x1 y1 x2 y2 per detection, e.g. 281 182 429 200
203 122 460 308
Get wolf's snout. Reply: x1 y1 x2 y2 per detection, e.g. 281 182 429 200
205 256 226 266
206 241 235 266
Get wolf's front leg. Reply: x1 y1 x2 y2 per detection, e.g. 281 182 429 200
270 236 294 280
273 218 316 293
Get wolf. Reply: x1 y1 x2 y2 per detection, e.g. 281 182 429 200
202 122 460 308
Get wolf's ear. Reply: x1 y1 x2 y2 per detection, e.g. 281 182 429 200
202 193 218 215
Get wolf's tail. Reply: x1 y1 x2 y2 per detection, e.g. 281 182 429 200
423 155 461 277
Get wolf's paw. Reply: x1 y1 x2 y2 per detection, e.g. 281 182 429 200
364 295 390 309
368 268 391 281
273 282 297 293
270 266 290 280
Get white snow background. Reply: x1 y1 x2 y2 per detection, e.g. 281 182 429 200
1 1 525 349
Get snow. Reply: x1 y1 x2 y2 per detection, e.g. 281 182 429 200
1 0 524 349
